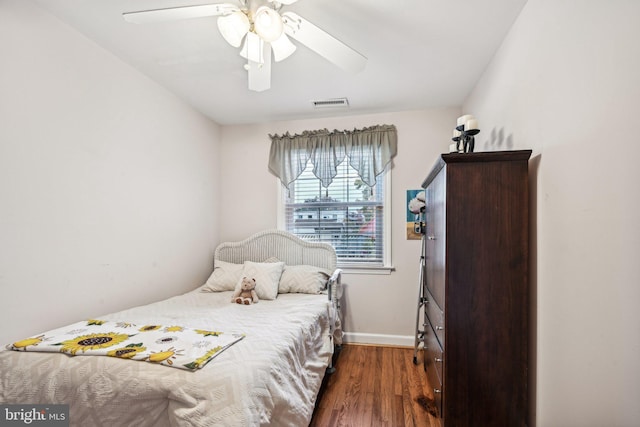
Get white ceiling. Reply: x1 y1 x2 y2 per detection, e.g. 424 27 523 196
32 0 528 125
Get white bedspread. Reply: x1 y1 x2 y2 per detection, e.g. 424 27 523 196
0 288 334 426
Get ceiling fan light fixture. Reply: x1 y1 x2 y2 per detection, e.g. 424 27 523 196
123 0 367 93
253 6 284 42
240 32 265 64
217 11 250 48
271 33 296 62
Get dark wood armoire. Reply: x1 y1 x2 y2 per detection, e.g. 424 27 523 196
421 149 531 426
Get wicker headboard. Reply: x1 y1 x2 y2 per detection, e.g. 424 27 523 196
214 229 337 272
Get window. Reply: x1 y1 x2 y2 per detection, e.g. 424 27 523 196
269 124 397 271
279 158 390 269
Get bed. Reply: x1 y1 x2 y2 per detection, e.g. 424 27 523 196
0 229 343 426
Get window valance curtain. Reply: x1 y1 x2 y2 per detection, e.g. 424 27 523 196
268 124 397 190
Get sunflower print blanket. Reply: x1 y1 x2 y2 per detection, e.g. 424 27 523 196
6 319 244 370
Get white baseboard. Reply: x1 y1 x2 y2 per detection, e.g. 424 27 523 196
342 332 414 347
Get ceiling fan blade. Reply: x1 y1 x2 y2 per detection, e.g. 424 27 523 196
247 41 271 92
282 12 366 73
268 0 299 4
123 3 239 24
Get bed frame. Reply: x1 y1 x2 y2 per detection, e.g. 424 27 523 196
215 229 336 271
215 228 342 302
214 229 343 369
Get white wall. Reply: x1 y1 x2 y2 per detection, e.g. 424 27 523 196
0 1 221 344
463 0 640 425
219 108 460 344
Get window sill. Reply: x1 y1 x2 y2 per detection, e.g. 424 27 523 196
338 265 395 275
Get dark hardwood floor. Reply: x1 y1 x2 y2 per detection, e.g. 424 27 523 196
310 344 441 427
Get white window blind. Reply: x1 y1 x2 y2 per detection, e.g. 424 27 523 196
282 158 386 267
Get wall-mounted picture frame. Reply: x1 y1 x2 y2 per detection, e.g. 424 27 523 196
406 189 423 240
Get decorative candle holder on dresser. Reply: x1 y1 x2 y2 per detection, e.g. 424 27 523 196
421 150 531 427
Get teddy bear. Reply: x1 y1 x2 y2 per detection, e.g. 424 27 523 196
232 277 259 305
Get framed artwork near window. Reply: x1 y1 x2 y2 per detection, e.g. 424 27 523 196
406 189 423 240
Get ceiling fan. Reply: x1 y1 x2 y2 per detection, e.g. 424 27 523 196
123 0 367 92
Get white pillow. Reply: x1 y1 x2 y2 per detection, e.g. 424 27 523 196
236 261 285 300
202 260 243 292
279 265 331 294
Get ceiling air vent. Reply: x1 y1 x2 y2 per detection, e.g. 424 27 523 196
312 98 349 109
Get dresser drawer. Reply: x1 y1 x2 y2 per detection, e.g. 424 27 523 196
424 319 444 417
424 287 445 348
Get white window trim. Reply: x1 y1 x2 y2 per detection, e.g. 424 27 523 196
276 167 393 274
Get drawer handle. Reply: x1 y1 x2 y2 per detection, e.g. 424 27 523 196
435 326 444 331
435 358 443 363
428 236 436 240
434 388 442 394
